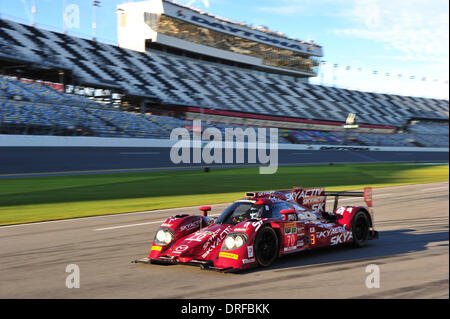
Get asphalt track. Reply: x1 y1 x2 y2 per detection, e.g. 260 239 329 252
0 182 448 298
0 147 448 177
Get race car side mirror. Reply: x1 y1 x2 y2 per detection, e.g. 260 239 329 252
199 206 211 217
280 209 298 221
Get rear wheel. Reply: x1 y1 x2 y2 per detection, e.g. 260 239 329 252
351 211 370 248
254 227 278 267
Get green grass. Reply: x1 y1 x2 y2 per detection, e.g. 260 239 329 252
0 163 448 225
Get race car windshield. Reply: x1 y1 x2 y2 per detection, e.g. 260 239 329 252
216 202 266 225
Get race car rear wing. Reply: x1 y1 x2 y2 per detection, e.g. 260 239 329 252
246 187 373 213
326 187 373 212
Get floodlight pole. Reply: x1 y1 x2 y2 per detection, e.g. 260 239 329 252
31 0 36 26
92 1 101 41
63 0 67 34
320 61 325 86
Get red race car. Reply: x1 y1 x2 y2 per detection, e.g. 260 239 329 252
135 187 378 272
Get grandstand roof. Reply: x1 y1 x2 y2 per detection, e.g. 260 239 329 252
167 0 322 49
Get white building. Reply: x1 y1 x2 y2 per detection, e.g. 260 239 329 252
117 0 323 79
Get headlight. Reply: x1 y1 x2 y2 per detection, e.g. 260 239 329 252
225 236 235 250
222 233 248 251
156 230 166 242
234 235 244 247
155 228 174 246
164 231 173 244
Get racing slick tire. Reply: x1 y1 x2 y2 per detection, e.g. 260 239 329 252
351 210 370 248
254 226 279 267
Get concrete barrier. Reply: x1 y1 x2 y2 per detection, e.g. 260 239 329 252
0 134 447 152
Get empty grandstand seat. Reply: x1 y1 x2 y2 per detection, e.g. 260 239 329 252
0 18 448 128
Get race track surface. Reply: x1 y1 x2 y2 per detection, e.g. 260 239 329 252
0 182 448 298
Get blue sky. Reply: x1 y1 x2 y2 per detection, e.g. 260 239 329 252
0 0 448 99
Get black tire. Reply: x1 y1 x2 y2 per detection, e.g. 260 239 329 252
254 227 279 267
351 211 370 248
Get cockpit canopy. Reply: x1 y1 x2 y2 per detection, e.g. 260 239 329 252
216 200 297 225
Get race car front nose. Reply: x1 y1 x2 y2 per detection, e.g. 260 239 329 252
150 255 179 265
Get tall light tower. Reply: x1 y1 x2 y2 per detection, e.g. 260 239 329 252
92 0 101 41
31 0 37 26
63 0 67 34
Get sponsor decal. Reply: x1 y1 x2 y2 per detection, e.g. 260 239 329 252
330 232 353 245
285 227 297 234
283 245 296 252
247 246 254 258
161 218 177 227
230 221 264 234
285 222 297 229
180 220 200 231
242 258 256 264
185 231 210 242
302 196 325 206
318 223 335 228
297 227 305 236
319 146 370 151
172 245 189 254
316 226 348 239
233 227 247 232
293 188 324 199
202 228 226 250
151 245 162 251
311 203 325 213
201 226 233 258
293 188 326 212
219 252 239 260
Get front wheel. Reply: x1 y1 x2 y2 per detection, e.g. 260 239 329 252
351 211 370 248
254 227 278 267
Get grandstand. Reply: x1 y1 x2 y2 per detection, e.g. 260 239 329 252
0 1 448 149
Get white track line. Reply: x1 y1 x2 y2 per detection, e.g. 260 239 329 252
0 205 214 229
420 186 448 191
94 214 222 231
94 220 171 231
